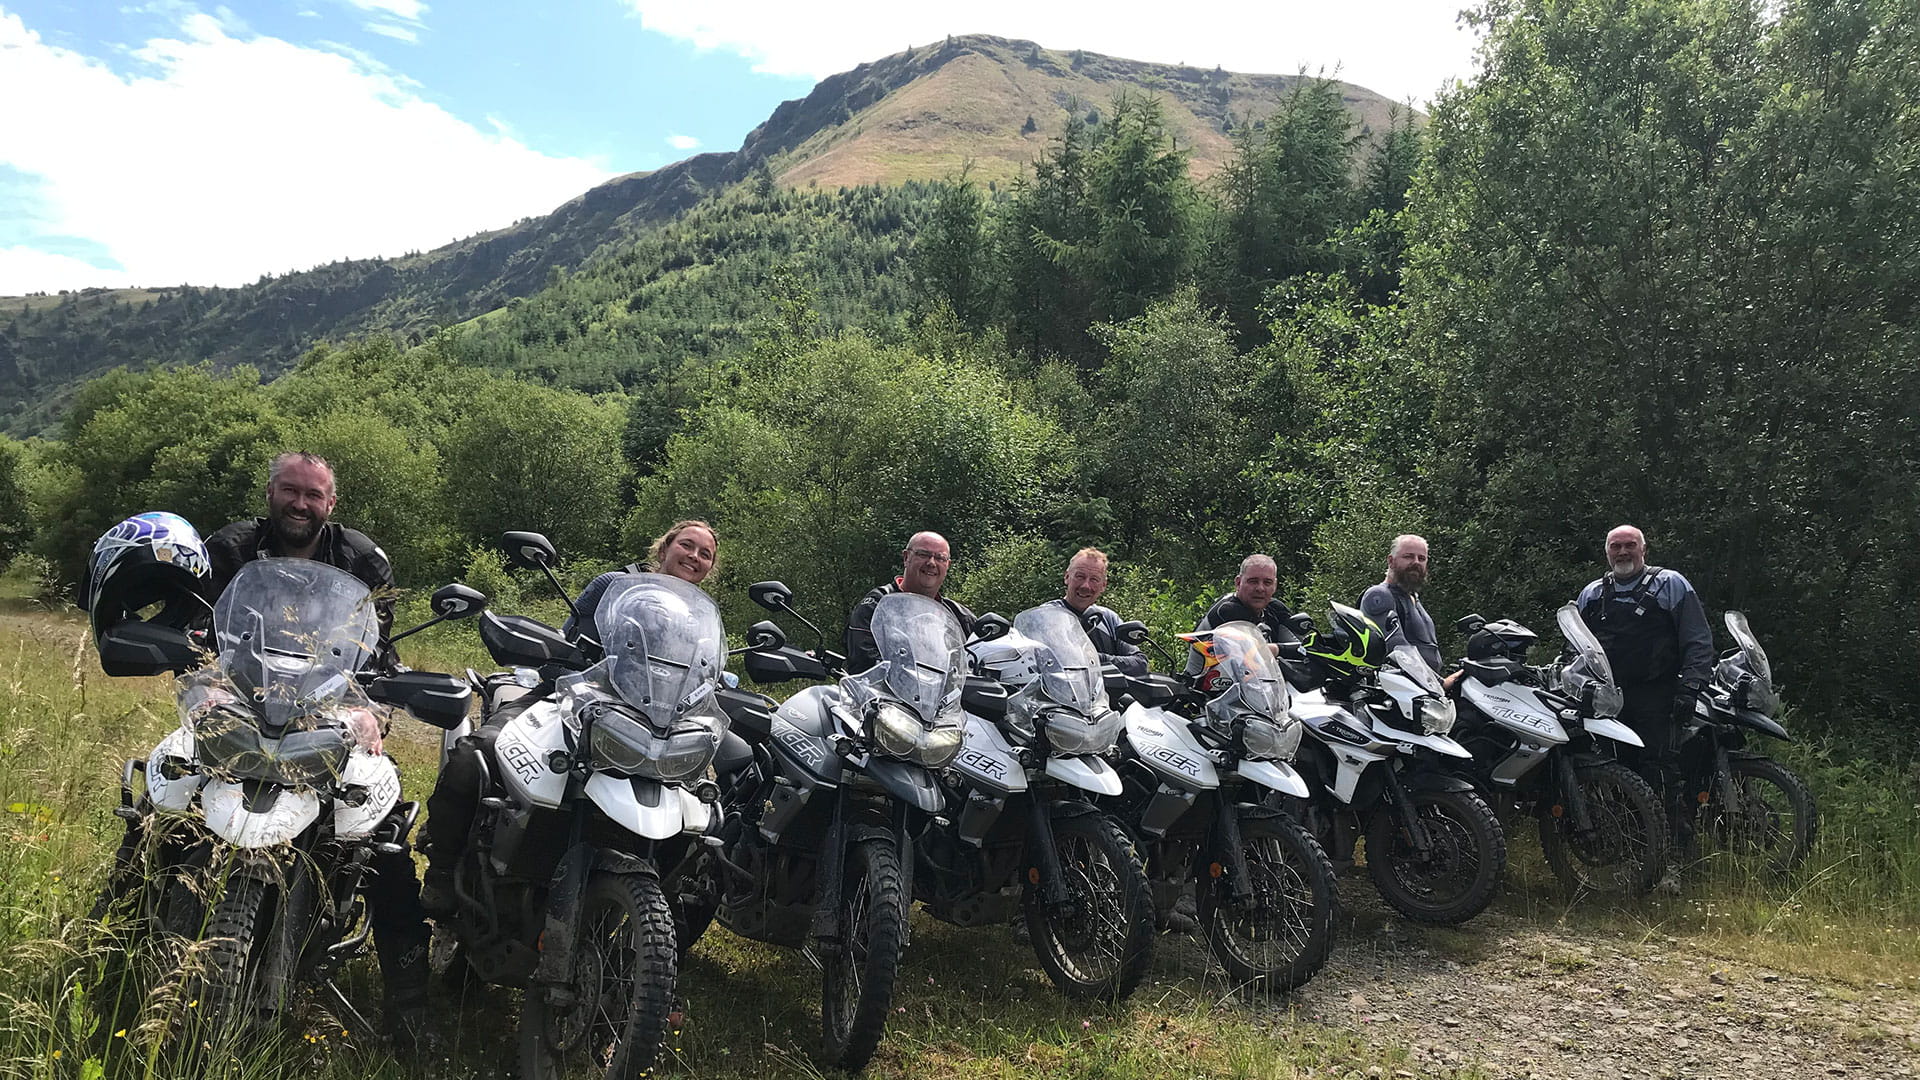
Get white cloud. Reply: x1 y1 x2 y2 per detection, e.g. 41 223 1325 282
665 133 700 151
0 10 612 294
343 0 426 22
0 246 136 294
621 0 1482 107
364 21 417 42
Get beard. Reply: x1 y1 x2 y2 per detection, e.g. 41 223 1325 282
270 506 324 547
1610 559 1642 578
1393 565 1427 589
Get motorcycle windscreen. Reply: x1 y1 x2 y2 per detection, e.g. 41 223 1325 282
1388 644 1447 695
1556 603 1624 717
1722 611 1771 687
860 591 965 724
1013 604 1106 714
1205 621 1290 719
597 573 727 730
213 558 379 729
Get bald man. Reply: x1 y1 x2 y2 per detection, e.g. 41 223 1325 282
1574 525 1714 843
1185 553 1298 677
1359 534 1442 671
844 530 976 673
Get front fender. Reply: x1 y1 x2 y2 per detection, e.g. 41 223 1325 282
1234 758 1311 799
585 772 715 840
201 779 322 848
863 758 946 813
1734 709 1792 741
1398 765 1477 794
1043 754 1124 796
1583 714 1644 748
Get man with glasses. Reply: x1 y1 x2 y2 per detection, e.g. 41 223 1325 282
845 530 975 673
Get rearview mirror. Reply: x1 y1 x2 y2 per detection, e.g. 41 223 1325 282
972 612 1011 642
1456 613 1487 634
430 583 487 619
1288 612 1315 636
748 580 793 612
501 531 557 571
1113 620 1150 647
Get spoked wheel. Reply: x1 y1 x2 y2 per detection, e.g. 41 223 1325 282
1693 756 1818 875
819 835 906 1071
1539 762 1667 896
519 871 678 1080
1366 788 1507 925
1197 814 1340 992
1023 812 1154 1002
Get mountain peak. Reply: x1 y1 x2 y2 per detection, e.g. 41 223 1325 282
736 35 1409 188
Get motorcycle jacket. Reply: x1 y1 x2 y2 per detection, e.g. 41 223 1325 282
1046 598 1148 677
205 517 398 667
1185 593 1298 676
844 581 975 674
1575 566 1714 687
1358 581 1442 671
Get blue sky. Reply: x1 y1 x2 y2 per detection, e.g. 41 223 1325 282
0 1 1480 294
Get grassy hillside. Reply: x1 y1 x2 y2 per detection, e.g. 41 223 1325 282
757 36 1408 189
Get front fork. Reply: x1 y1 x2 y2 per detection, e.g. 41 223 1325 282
1210 796 1255 907
1026 801 1073 910
1381 763 1431 854
1554 754 1595 832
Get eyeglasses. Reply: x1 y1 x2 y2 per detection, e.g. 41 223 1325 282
906 548 951 564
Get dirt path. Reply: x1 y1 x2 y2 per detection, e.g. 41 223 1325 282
1187 898 1920 1080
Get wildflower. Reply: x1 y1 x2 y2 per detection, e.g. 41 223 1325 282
1081 1019 1092 1030
51 1051 61 1060
113 1029 126 1038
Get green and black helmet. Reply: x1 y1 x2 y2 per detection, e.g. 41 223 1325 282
1301 600 1387 681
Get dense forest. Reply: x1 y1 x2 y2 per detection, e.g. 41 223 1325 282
1 0 1913 750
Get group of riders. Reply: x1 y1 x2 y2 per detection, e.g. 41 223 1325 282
84 448 1725 1058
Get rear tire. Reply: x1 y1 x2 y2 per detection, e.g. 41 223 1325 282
519 871 677 1080
1197 814 1339 992
1539 762 1667 896
1366 788 1506 925
1024 812 1155 1002
819 835 906 1071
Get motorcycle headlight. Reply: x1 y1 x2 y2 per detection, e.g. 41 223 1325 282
589 713 718 781
1043 706 1122 756
872 702 922 759
1417 694 1456 736
1590 682 1624 719
195 715 350 786
1240 714 1302 761
918 724 963 768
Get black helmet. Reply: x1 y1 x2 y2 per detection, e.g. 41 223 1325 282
88 512 214 668
1465 618 1536 662
1301 601 1386 680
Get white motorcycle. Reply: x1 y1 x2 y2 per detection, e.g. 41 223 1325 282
915 603 1156 1002
96 559 478 1035
441 535 729 1080
1104 619 1340 992
1287 602 1508 925
1451 604 1667 896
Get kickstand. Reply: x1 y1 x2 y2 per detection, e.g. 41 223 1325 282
320 979 381 1044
